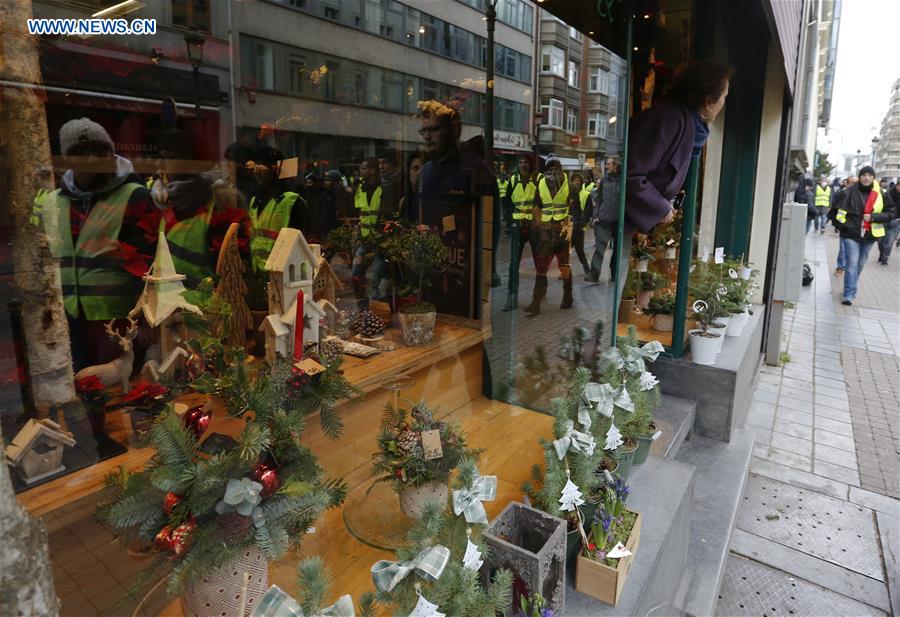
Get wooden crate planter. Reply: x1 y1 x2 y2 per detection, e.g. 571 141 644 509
483 501 567 615
574 511 642 606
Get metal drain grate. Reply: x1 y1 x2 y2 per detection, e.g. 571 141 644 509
736 474 884 581
716 553 885 617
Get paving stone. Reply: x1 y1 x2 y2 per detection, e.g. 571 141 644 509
753 389 778 405
815 442 858 468
849 486 900 518
779 395 814 412
816 393 851 410
773 419 813 441
759 445 812 472
750 457 849 501
814 459 862 486
778 408 815 427
771 432 813 457
815 416 854 435
814 428 857 451
816 405 853 422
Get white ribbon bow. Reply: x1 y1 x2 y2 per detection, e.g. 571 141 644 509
553 420 596 460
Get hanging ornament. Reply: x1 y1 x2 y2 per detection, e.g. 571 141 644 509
155 518 196 556
462 530 484 571
408 588 445 617
182 405 211 438
163 491 182 516
639 371 659 391
251 463 281 497
559 476 585 512
604 424 624 451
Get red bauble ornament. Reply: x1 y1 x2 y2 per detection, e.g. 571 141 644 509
182 405 211 438
154 518 195 556
163 492 182 516
252 463 280 497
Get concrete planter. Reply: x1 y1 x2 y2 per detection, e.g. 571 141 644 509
399 480 447 518
689 330 721 365
182 547 268 617
483 501 567 614
574 511 642 606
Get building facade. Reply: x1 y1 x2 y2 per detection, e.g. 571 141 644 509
875 79 900 180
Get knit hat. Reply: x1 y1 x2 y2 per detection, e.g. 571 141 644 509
59 118 114 155
858 165 876 177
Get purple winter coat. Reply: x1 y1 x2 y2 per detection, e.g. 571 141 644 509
625 101 695 233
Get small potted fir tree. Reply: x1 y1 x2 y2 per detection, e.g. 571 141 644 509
645 290 676 332
396 225 448 346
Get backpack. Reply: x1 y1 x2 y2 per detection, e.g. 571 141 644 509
802 263 814 286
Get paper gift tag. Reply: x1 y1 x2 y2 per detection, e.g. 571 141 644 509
714 247 725 264
666 239 676 246
607 541 632 559
442 215 456 233
421 429 444 460
278 157 299 179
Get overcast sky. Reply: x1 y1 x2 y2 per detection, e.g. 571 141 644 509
822 0 899 166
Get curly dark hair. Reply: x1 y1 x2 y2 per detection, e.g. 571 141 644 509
666 61 734 112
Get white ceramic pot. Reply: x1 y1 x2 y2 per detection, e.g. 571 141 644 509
399 481 448 519
634 259 649 272
652 314 674 332
665 247 677 260
689 329 721 365
182 546 268 617
707 320 729 352
725 310 748 337
741 267 752 280
398 309 437 346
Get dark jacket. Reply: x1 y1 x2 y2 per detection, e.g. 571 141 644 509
591 172 621 230
828 182 897 242
625 101 694 234
802 189 817 220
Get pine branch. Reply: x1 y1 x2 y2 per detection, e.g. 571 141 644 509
297 557 329 616
150 410 197 468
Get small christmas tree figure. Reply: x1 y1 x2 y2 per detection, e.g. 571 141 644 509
604 423 624 451
462 528 484 571
215 222 252 346
408 589 445 617
559 476 585 512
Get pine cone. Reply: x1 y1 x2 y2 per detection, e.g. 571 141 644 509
321 338 343 363
353 310 385 338
397 429 418 455
216 511 252 542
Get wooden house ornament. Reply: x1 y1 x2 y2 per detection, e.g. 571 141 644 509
312 252 343 304
5 419 76 484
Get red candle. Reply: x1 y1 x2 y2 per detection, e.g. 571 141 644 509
293 288 304 361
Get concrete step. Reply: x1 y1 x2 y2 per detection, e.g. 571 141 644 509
651 394 696 461
673 428 754 617
564 456 697 616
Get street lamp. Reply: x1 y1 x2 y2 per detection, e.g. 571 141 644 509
484 0 499 164
871 136 879 169
184 30 205 118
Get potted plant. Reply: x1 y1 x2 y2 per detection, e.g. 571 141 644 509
631 241 654 272
395 225 448 346
688 298 722 366
635 271 665 309
618 274 639 323
372 400 473 518
575 476 641 606
645 290 676 332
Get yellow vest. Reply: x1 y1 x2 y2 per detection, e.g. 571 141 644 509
835 181 886 238
510 174 541 221
538 176 570 222
815 185 831 208
354 184 382 237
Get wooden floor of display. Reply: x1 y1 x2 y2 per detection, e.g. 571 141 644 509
19 330 559 615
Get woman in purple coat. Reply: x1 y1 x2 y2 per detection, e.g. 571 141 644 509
617 62 732 301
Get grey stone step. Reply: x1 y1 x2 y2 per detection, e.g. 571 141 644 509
651 394 696 461
674 428 754 617
563 456 697 616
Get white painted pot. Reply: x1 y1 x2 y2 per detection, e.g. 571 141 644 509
707 320 729 352
689 330 721 365
665 247 677 260
399 481 448 519
741 267 752 280
182 546 268 617
634 259 649 272
725 310 749 337
652 314 674 332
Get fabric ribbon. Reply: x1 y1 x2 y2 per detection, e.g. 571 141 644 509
623 341 665 374
553 420 596 460
252 586 355 617
371 545 451 593
452 472 497 524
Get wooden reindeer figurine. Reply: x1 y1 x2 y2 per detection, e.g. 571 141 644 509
74 317 138 394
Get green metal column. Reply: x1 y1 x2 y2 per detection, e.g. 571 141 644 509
670 158 700 357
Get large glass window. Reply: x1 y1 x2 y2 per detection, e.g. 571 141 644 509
172 0 211 32
566 106 578 132
541 44 565 77
568 59 581 88
542 97 564 128
589 66 609 93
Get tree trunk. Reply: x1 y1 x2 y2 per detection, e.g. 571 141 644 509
0 419 60 617
0 0 75 409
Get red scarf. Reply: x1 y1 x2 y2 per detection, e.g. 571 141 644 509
862 182 880 233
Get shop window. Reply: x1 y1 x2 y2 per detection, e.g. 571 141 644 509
171 0 211 32
541 45 565 77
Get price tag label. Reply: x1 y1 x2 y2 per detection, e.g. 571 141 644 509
666 239 676 246
442 215 456 233
701 247 710 262
714 247 725 264
421 429 444 460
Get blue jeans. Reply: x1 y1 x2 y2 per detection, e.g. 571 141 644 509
816 208 828 231
836 240 846 270
840 237 875 301
877 219 900 262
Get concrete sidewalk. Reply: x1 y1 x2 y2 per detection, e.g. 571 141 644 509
716 230 900 616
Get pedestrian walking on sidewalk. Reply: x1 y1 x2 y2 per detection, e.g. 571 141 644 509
876 181 900 265
586 156 621 282
814 177 832 233
833 175 858 275
799 179 816 235
828 166 897 305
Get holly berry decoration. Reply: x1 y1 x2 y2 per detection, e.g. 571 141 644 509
287 366 310 393
251 462 281 497
163 492 182 516
352 309 385 338
154 518 196 556
182 405 211 438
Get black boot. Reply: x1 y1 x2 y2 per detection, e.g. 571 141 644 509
524 276 547 315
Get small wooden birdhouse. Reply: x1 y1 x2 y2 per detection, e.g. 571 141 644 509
312 257 343 304
195 407 256 460
5 419 76 484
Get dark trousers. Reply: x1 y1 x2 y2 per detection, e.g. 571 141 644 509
571 225 590 274
532 222 572 305
507 220 534 296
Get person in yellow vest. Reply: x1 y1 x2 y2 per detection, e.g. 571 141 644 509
568 171 592 277
814 177 832 234
35 117 157 370
351 157 393 300
502 155 542 312
493 161 511 236
828 166 896 305
247 146 306 272
525 157 572 315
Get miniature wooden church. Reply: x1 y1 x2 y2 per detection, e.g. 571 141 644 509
130 232 202 379
259 228 326 364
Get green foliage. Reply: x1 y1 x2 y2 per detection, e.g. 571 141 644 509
631 239 655 261
376 472 512 617
372 401 477 491
638 271 667 291
814 150 836 179
645 290 676 316
379 221 449 302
